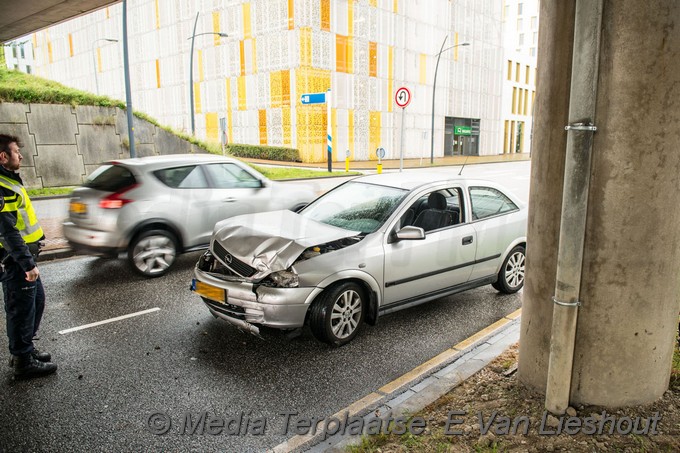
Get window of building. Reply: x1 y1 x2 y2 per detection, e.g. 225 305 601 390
531 16 538 29
517 18 523 30
26 65 32 74
20 45 25 59
525 65 530 84
504 5 509 19
533 32 538 45
519 33 524 46
530 47 536 57
518 3 523 14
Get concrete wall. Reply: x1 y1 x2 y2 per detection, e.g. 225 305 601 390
0 103 207 188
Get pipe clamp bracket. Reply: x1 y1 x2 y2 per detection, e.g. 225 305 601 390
552 296 581 307
565 123 597 132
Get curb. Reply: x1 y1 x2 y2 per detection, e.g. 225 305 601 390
38 248 79 262
269 309 523 453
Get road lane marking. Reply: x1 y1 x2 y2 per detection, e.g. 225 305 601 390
58 307 161 334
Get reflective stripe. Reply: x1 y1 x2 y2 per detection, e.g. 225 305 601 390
0 174 44 247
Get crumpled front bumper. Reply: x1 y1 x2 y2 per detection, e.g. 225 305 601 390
192 266 318 330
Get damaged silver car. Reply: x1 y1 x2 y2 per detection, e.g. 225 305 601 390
191 173 527 346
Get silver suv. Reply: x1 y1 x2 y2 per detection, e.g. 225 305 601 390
63 154 316 277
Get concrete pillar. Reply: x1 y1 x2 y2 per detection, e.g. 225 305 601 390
519 0 680 406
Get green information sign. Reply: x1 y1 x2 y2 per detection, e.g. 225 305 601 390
454 126 472 135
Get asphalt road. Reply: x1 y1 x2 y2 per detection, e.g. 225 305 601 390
1 161 530 452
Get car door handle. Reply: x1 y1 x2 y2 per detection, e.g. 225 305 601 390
222 197 237 203
462 236 473 245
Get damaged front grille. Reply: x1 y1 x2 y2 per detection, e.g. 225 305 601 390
213 241 257 277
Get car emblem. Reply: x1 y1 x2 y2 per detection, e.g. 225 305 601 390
224 253 232 264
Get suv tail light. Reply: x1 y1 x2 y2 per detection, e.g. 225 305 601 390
99 183 139 209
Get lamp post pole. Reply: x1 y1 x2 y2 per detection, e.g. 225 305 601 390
92 38 118 95
188 12 228 136
430 38 469 164
122 0 136 158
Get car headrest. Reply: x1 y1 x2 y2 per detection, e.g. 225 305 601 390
427 192 447 210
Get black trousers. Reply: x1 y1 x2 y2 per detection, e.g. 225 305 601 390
3 265 45 357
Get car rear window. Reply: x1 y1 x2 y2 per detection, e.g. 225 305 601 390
84 164 136 192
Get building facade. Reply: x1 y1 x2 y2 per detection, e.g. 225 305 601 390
17 0 507 163
500 0 538 154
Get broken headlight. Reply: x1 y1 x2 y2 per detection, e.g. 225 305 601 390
262 270 299 288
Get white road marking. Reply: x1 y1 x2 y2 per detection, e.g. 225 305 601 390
58 307 161 334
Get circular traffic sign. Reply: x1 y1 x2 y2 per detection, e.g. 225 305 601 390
395 87 411 108
376 147 386 159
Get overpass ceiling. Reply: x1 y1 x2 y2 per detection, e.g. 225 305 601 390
0 0 120 43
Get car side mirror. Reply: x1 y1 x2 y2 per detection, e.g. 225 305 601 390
395 225 426 241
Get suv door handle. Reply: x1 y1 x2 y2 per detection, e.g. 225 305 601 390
222 197 237 203
462 236 473 245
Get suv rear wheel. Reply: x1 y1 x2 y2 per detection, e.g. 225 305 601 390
127 229 178 277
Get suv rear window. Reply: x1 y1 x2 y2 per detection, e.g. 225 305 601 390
84 164 136 192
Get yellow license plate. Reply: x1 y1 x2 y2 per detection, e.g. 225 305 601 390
193 280 226 304
70 201 87 214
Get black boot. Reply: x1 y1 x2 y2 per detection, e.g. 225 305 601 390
13 354 57 380
8 349 52 367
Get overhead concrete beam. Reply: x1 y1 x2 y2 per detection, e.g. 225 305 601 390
0 0 120 43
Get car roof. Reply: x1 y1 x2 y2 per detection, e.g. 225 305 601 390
108 153 238 169
352 171 494 191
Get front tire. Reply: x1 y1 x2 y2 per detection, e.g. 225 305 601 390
309 282 365 347
127 229 178 278
492 245 526 294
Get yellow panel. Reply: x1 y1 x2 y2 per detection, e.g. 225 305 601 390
194 82 202 113
32 34 37 48
243 3 252 40
68 34 73 57
295 68 331 162
96 49 102 72
48 41 53 63
388 46 393 112
206 112 219 141
237 76 247 110
106 7 110 19
198 50 204 81
300 28 311 67
259 109 267 145
213 12 222 45
370 0 377 7
518 88 523 113
394 0 398 13
226 78 233 142
281 69 290 106
252 38 257 74
512 87 517 114
347 37 354 73
271 70 282 108
369 111 381 160
503 120 509 153
282 107 291 145
419 53 427 85
288 0 294 30
348 1 354 36
369 42 377 77
524 89 529 115
507 60 512 80
239 40 246 76
454 32 459 60
321 0 330 31
348 109 354 157
155 0 160 29
336 35 347 73
155 59 161 88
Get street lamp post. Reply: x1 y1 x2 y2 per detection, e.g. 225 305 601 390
92 38 118 95
430 37 469 164
188 12 228 136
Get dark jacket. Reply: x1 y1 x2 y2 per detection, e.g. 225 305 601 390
0 166 37 272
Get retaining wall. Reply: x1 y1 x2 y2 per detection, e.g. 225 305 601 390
0 103 207 188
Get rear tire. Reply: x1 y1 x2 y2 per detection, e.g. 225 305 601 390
127 229 178 278
492 245 525 294
309 282 365 347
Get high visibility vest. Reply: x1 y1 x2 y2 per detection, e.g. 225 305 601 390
0 174 44 245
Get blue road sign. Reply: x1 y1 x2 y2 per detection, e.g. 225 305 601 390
301 92 327 104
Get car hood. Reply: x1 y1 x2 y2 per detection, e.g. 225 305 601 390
212 210 360 277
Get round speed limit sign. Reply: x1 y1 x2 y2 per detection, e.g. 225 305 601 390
395 87 411 108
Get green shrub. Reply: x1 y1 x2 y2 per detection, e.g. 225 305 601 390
227 143 300 162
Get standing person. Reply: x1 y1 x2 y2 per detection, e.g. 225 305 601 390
0 134 56 379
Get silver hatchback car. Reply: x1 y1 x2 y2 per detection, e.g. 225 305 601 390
63 154 316 277
191 172 527 346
